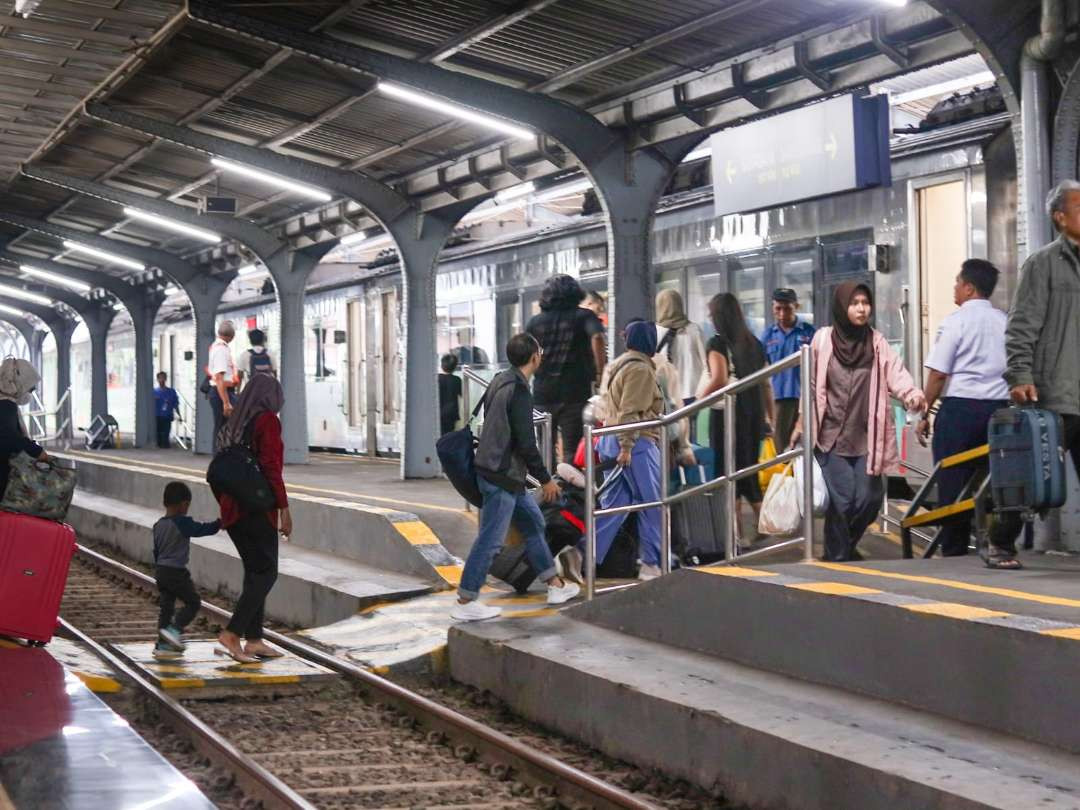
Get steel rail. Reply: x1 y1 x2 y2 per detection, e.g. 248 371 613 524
57 616 317 810
74 543 660 810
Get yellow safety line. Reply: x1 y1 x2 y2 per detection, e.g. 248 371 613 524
1042 627 1080 640
435 564 463 586
940 444 989 469
806 561 1080 609
787 581 882 596
74 672 122 693
901 498 974 529
62 449 470 516
901 601 1009 620
694 565 778 578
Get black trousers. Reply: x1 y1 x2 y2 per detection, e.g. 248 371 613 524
931 398 1008 556
993 412 1080 554
816 450 884 561
156 565 201 631
710 408 763 503
155 416 172 449
539 399 586 465
775 399 800 454
225 511 279 640
208 389 236 445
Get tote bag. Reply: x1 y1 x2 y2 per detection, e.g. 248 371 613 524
0 455 76 522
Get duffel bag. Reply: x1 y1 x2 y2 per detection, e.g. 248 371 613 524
0 454 76 522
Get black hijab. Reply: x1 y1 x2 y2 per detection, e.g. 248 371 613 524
831 281 874 369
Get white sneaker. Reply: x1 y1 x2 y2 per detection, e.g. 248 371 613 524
547 581 580 605
637 563 662 581
555 546 584 585
450 600 502 622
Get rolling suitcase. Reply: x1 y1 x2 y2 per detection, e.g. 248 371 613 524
0 511 77 644
671 465 728 565
988 407 1067 512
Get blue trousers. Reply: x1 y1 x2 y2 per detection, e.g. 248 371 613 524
585 436 662 567
932 398 1007 556
459 476 557 600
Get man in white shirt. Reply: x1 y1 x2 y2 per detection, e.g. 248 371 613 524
918 259 1011 560
207 320 238 442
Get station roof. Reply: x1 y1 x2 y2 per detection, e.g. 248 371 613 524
0 0 978 312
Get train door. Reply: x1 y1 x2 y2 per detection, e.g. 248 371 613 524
346 299 366 439
728 254 768 337
914 178 967 377
364 292 379 456
820 235 875 329
380 288 399 426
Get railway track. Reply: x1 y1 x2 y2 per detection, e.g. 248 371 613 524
62 546 709 810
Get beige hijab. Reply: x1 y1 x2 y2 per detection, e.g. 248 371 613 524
0 358 39 406
656 289 691 330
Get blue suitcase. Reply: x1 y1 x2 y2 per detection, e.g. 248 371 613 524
671 444 716 488
988 407 1067 512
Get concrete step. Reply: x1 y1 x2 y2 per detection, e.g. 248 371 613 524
566 559 1080 753
69 490 432 627
59 451 463 590
450 615 1080 810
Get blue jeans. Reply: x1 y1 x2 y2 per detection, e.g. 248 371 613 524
458 476 558 600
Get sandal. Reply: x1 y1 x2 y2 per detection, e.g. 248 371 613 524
244 645 284 660
982 549 1023 570
214 645 259 664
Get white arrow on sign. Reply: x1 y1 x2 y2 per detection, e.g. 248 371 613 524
825 132 838 160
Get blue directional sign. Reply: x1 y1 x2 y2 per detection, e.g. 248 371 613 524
711 93 891 216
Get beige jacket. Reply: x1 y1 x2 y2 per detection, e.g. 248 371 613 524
601 351 663 452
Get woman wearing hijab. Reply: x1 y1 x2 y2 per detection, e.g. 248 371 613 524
0 358 50 499
213 374 291 662
699 293 773 532
792 282 924 561
583 320 666 580
655 290 708 439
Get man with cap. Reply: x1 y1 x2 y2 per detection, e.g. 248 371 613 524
761 288 815 451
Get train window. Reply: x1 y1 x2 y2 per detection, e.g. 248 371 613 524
579 244 607 272
775 252 816 325
823 239 871 277
687 265 723 339
730 258 767 337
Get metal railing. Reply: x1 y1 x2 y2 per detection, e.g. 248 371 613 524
27 388 72 447
172 390 196 450
460 363 554 476
582 345 816 599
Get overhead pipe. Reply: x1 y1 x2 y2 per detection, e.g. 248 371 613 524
1021 0 1066 257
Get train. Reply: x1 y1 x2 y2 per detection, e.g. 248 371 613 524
42 106 1017 461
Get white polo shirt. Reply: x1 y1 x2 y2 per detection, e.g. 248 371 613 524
207 338 236 384
925 298 1009 400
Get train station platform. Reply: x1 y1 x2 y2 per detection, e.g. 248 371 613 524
0 641 213 809
448 551 1080 810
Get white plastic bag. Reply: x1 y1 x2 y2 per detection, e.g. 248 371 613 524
758 465 802 535
793 455 830 517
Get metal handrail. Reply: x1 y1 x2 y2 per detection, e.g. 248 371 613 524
173 389 196 450
26 387 72 446
460 364 553 474
582 345 816 599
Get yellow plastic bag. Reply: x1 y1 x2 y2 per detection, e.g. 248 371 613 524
758 436 785 491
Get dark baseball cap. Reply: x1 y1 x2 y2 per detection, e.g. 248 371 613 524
772 288 798 303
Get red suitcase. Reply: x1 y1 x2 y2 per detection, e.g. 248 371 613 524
0 511 76 644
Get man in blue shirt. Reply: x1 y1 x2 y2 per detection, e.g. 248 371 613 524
153 371 180 449
760 288 815 450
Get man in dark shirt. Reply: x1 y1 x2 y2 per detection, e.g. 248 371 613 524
153 371 180 449
526 274 606 463
438 353 462 436
453 334 579 621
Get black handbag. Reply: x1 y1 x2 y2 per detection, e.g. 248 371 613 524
206 422 276 513
436 399 485 508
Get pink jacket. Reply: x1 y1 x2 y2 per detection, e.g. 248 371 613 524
810 327 922 476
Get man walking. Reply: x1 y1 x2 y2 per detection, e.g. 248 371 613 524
1000 179 1080 567
207 320 239 443
527 274 606 463
153 371 180 449
918 260 1009 559
761 288 815 450
452 333 579 621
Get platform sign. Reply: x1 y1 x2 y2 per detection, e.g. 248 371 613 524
711 93 891 216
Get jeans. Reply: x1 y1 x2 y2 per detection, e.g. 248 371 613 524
459 476 557 600
816 450 884 561
539 400 586 465
156 416 172 449
931 398 1008 556
586 435 662 567
156 565 201 631
225 511 278 639
208 388 236 447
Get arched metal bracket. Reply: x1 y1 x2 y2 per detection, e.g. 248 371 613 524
871 14 910 69
672 83 708 127
731 62 768 110
794 40 832 92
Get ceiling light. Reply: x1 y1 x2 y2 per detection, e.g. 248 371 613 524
211 159 332 202
494 181 535 203
533 178 593 203
123 208 221 244
236 264 258 277
378 83 535 140
19 265 91 293
111 301 124 312
0 283 52 306
0 302 26 318
876 0 907 6
341 230 395 250
62 241 145 272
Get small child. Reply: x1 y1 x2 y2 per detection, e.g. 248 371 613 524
152 481 221 659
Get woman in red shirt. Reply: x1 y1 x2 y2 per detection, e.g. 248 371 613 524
213 374 291 663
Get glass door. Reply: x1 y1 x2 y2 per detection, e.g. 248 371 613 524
729 255 767 338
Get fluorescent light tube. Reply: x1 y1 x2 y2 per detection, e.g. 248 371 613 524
0 302 26 318
533 178 592 203
236 264 258 277
341 231 395 249
0 283 51 306
378 83 535 140
19 265 91 293
495 181 535 203
211 158 332 202
62 241 145 272
123 208 221 244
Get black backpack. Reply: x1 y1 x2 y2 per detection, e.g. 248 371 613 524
436 398 485 508
206 421 277 513
248 348 274 377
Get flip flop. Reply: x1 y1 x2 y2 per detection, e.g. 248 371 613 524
214 646 259 664
245 647 284 660
982 550 1023 570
